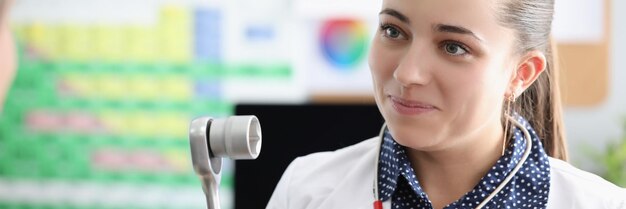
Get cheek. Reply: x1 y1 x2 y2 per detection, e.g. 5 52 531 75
448 70 503 102
368 39 399 91
368 41 384 83
441 62 509 126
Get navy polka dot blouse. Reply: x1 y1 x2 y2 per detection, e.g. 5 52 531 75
377 114 551 208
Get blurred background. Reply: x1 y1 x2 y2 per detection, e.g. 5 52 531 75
0 0 624 209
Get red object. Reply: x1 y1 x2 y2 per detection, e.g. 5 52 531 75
373 200 383 209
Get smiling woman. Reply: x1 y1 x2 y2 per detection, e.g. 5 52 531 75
0 0 16 113
267 0 626 209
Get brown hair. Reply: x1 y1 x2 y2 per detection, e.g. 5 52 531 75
498 0 568 161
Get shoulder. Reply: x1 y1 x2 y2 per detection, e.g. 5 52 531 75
267 137 380 209
547 157 626 208
285 137 379 187
291 137 380 170
548 157 624 193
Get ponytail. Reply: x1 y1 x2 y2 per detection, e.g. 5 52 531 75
499 0 568 161
513 38 568 161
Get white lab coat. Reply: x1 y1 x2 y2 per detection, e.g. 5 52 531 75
267 137 626 209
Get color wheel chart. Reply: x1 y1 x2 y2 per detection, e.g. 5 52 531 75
293 0 379 95
319 19 368 71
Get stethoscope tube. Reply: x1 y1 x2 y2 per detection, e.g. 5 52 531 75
373 124 387 209
372 115 533 209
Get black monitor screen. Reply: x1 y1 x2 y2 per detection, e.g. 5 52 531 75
234 103 384 209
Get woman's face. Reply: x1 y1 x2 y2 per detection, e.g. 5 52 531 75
0 0 15 112
369 0 520 151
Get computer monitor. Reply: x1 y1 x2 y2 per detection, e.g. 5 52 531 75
234 103 384 209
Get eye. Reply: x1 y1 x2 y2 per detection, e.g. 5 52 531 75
384 27 401 38
442 42 469 56
380 24 405 40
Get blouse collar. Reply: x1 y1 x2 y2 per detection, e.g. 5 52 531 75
376 114 551 208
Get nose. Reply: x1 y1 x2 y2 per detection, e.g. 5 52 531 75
393 41 432 87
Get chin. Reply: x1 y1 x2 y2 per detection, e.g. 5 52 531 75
386 122 441 150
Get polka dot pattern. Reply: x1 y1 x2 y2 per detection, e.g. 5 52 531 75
377 113 551 208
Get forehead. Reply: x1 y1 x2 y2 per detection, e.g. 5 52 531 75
381 0 498 24
381 0 509 44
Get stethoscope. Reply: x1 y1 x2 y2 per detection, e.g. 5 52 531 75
372 115 533 209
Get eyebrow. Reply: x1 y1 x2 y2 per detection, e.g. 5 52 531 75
379 8 410 24
379 8 484 43
435 24 484 42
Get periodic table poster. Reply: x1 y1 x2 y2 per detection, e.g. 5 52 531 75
0 0 376 208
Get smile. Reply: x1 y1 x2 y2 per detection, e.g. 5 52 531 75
389 96 437 115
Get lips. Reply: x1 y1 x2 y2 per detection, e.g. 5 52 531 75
389 96 437 115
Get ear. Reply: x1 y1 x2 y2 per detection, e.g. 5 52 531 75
507 50 547 99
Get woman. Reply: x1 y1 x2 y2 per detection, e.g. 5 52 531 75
0 0 16 113
267 0 626 208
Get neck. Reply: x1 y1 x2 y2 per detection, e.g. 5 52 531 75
406 119 504 209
